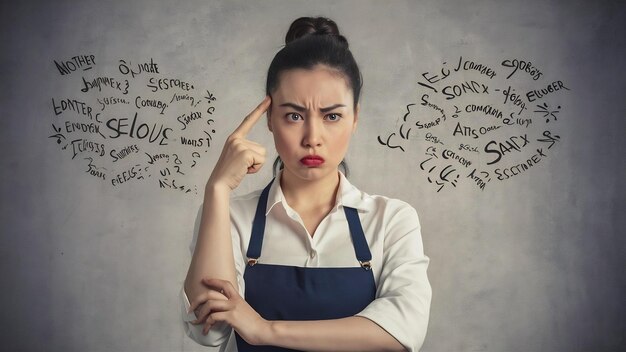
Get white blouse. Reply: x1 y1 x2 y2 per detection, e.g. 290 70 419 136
181 171 431 351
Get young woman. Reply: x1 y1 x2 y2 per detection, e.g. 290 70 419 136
182 17 431 352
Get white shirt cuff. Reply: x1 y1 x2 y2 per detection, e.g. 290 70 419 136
180 286 233 347
181 286 197 322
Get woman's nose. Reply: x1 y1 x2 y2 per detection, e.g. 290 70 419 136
302 118 322 147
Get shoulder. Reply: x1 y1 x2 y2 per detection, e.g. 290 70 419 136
352 188 425 260
231 187 263 206
229 188 263 221
344 185 418 221
344 185 422 249
367 193 418 214
351 186 420 227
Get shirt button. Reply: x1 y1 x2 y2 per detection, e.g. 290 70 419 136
310 251 316 259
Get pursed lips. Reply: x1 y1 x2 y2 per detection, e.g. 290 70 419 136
300 155 325 166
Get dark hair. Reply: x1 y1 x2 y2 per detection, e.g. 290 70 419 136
268 17 361 177
266 17 363 109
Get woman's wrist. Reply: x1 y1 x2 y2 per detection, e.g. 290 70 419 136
261 320 279 346
204 179 231 197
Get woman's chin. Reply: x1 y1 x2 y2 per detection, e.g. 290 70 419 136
282 163 337 182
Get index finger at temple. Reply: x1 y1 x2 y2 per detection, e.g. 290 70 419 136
231 96 271 138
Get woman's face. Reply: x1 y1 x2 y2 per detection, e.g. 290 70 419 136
268 65 359 183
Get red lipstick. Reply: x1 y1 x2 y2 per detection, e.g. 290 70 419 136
300 155 325 167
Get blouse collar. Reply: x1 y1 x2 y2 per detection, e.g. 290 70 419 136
265 169 370 216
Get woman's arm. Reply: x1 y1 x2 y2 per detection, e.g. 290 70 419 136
184 184 238 299
267 316 406 352
184 96 270 299
196 278 405 351
182 97 271 346
181 185 238 347
194 279 406 351
353 201 431 351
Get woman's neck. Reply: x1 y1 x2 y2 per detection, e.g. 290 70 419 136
279 168 340 212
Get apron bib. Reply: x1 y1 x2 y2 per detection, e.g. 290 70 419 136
235 180 376 351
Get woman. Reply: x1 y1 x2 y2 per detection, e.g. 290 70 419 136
182 17 431 351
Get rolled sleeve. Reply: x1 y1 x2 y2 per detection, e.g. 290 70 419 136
180 286 233 347
356 203 432 352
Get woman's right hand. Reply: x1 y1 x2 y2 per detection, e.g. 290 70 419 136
207 96 272 191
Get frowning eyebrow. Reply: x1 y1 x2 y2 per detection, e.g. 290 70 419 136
278 102 346 113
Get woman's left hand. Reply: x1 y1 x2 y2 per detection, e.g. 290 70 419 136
191 278 272 345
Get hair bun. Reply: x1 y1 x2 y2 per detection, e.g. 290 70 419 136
285 17 349 47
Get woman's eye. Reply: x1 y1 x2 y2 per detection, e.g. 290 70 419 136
286 113 303 121
325 113 341 121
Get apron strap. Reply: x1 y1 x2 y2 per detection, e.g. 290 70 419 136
344 206 373 270
245 179 274 264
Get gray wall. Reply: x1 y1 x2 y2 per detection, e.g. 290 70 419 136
1 0 624 351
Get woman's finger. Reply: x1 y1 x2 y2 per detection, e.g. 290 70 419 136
238 139 267 156
231 96 271 138
188 289 228 313
203 311 229 335
202 278 239 300
231 139 266 162
246 150 266 174
192 299 232 325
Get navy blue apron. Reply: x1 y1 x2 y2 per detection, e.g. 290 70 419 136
235 179 377 351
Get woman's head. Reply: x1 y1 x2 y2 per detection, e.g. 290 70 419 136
267 17 361 180
266 17 362 109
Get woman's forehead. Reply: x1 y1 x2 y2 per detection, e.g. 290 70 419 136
274 67 353 104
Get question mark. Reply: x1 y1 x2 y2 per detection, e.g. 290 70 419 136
191 152 200 168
